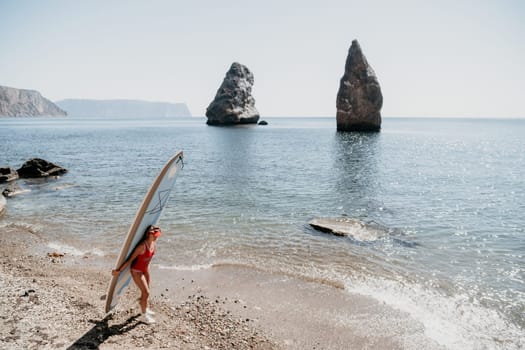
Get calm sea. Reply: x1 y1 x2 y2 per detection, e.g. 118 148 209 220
1 116 524 349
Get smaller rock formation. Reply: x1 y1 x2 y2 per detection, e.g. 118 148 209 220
206 62 259 125
0 85 67 117
17 158 67 178
258 120 268 126
309 217 385 241
0 167 19 183
336 40 382 132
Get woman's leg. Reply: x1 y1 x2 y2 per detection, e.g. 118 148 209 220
144 268 150 289
131 270 149 314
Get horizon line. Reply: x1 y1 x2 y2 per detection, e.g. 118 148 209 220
189 115 525 120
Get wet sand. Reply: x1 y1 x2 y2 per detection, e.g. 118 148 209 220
155 266 445 350
0 224 443 349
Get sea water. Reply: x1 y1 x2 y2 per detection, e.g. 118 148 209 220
1 116 524 349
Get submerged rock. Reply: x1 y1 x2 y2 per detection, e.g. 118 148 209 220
17 158 67 178
309 217 385 241
0 167 19 183
336 40 383 132
206 62 260 125
2 184 30 198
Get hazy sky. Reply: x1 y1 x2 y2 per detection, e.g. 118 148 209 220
1 0 524 117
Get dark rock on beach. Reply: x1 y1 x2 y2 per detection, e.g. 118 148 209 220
336 40 383 132
17 158 67 178
0 167 19 183
258 120 268 125
206 62 260 126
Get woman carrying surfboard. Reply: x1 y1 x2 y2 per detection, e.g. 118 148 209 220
111 225 162 324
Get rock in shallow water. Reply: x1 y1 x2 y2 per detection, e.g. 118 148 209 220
309 217 385 241
0 167 19 183
17 158 67 178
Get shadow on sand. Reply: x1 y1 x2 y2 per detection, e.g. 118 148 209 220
67 314 141 349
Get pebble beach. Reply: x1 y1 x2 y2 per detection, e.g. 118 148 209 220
0 224 280 350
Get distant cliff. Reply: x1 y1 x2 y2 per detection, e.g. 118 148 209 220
0 85 67 117
56 99 191 118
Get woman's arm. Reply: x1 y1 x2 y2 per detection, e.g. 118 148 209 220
111 243 145 276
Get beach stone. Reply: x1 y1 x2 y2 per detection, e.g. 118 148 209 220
206 62 260 125
0 167 19 183
336 39 383 132
17 158 67 178
308 217 385 241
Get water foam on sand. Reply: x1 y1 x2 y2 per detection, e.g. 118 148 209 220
47 242 105 257
343 276 524 350
157 264 214 271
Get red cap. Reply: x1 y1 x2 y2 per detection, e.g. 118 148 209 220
149 226 162 237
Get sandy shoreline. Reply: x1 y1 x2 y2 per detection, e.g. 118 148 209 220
0 225 281 350
0 224 446 350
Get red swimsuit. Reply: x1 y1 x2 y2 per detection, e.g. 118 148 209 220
131 242 155 273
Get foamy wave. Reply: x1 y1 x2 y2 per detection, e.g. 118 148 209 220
157 264 213 271
47 242 105 257
343 276 524 350
1 222 44 236
53 183 75 191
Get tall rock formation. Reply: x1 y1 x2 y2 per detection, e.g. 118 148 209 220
206 62 259 125
336 40 382 131
0 85 67 117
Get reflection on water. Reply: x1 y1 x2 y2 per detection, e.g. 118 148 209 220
332 132 381 219
206 126 258 207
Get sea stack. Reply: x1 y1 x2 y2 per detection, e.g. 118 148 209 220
206 62 259 125
336 40 382 132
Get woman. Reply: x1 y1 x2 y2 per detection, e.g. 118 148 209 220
112 225 162 324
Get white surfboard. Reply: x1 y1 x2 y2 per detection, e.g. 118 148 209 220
105 151 184 313
0 194 6 217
